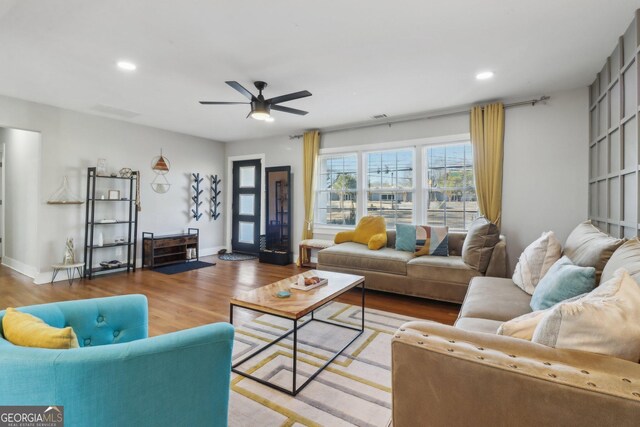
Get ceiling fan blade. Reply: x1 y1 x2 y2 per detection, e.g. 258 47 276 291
225 81 255 100
270 104 308 116
267 90 312 105
199 101 250 105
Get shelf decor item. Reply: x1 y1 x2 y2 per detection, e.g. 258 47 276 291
96 158 108 176
210 174 221 220
47 176 84 205
151 150 171 193
83 167 139 279
63 237 75 264
191 173 204 220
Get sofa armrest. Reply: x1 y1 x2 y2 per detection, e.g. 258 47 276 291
1 323 234 427
485 238 507 277
392 321 640 427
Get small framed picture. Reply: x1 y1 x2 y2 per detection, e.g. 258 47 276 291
108 190 120 200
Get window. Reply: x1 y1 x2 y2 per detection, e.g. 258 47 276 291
425 143 478 230
315 154 358 226
314 136 477 231
365 149 414 227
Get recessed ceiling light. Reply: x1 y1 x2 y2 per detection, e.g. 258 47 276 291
117 61 137 71
476 71 494 80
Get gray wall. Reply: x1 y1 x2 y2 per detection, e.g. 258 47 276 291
0 94 226 283
588 11 639 239
1 128 41 276
227 87 589 271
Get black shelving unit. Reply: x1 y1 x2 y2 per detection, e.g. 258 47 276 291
83 167 139 279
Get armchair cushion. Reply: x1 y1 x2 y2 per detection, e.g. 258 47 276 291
2 308 79 349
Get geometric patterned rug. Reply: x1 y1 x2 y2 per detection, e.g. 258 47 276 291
229 302 420 427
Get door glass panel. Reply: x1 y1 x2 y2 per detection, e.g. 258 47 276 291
239 194 255 215
239 221 254 244
239 166 256 188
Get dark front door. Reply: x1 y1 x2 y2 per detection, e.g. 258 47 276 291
232 159 262 254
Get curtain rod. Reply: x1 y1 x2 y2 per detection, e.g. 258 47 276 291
289 95 550 140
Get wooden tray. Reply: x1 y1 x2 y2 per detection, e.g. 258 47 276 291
291 278 328 291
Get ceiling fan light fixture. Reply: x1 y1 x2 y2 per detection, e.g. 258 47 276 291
250 101 271 121
264 116 275 122
250 111 271 121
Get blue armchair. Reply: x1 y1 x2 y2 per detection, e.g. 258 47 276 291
0 294 234 427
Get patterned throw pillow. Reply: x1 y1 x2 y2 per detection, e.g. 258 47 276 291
396 224 448 257
512 231 562 295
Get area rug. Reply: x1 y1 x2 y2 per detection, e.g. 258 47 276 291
229 302 418 427
219 253 258 261
152 260 215 274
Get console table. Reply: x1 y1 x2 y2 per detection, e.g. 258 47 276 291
142 228 199 269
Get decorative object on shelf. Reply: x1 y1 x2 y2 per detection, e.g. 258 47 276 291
119 168 133 178
96 158 108 176
97 232 104 247
151 150 171 193
210 174 222 220
47 176 84 205
108 190 121 200
191 173 204 220
100 260 124 269
63 237 75 264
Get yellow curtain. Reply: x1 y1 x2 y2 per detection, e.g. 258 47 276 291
297 130 320 266
470 102 504 228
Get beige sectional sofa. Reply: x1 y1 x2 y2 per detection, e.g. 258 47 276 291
391 230 640 426
317 230 507 303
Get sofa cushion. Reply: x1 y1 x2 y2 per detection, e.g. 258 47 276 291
407 256 480 284
512 231 562 294
454 317 504 334
532 269 640 362
563 220 625 284
2 307 79 349
317 242 414 275
529 256 595 311
601 237 640 284
462 217 500 274
459 277 532 322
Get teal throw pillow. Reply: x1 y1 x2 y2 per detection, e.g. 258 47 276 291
395 224 448 256
530 256 596 311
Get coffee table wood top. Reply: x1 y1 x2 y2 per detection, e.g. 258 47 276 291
230 270 364 319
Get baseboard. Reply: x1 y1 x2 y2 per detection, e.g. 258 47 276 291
2 257 39 280
33 246 229 285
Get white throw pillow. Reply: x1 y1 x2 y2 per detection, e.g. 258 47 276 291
497 310 548 340
532 268 640 362
512 231 562 294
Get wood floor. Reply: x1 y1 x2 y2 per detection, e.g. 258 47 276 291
0 257 460 336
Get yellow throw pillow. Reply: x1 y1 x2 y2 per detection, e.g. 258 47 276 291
2 308 79 349
353 216 387 246
334 230 355 244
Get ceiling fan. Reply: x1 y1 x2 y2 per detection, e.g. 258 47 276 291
200 81 312 121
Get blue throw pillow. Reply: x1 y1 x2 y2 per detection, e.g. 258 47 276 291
530 256 596 311
396 224 417 252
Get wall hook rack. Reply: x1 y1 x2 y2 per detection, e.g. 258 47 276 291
210 174 222 220
191 173 204 220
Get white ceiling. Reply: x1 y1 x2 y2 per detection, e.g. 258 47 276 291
0 1 637 142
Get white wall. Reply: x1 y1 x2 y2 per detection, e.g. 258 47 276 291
227 87 589 271
1 128 41 276
502 87 589 271
0 94 226 284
